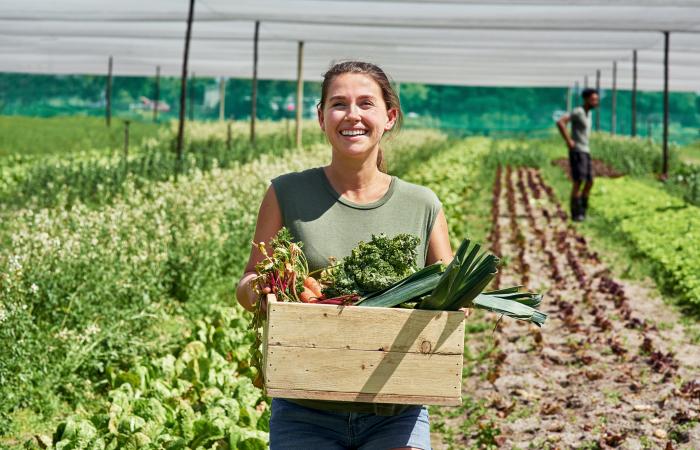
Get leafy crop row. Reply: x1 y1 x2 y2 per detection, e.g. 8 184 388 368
400 137 492 246
591 177 700 305
0 121 325 210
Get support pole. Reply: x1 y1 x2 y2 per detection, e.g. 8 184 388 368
176 0 195 176
295 41 304 148
662 31 670 178
106 56 113 127
123 120 130 159
154 65 160 123
584 75 589 89
566 86 572 112
574 81 580 106
595 69 601 131
189 72 195 121
219 77 226 121
631 50 638 137
250 20 260 144
611 60 617 135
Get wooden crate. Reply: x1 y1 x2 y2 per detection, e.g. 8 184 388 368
262 294 465 406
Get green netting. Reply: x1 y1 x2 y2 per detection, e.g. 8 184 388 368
0 72 698 144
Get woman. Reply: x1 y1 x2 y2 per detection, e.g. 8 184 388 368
236 61 453 450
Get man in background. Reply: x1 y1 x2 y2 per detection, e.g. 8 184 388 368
556 88 600 221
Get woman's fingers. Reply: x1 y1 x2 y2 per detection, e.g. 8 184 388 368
459 307 472 318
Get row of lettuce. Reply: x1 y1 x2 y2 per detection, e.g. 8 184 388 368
0 119 325 210
590 178 700 305
567 134 700 306
1 129 452 447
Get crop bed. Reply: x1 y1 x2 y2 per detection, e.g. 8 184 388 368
433 166 700 449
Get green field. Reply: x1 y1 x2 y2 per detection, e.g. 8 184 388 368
2 116 699 448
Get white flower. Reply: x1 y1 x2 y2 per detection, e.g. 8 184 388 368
30 283 38 294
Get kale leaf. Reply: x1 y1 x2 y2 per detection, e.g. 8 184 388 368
322 233 420 297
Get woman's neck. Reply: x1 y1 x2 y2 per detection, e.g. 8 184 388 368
324 151 391 204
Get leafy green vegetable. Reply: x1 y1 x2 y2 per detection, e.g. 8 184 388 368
321 233 420 297
419 239 499 310
356 263 444 307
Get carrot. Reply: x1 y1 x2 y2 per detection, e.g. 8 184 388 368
304 276 324 298
299 287 316 303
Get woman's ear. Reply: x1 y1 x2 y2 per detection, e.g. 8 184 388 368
317 105 325 131
384 107 398 131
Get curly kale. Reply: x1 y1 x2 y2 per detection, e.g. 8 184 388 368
322 233 420 297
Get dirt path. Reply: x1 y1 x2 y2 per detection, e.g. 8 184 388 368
434 166 700 449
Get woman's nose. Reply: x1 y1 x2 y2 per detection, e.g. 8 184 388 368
346 104 361 120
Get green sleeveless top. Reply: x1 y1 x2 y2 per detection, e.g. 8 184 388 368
270 167 442 416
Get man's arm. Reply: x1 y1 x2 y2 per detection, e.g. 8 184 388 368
556 114 575 151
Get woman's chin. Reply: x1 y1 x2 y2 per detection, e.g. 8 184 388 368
334 145 374 160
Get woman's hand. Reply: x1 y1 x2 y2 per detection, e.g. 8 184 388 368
236 272 261 312
460 307 472 319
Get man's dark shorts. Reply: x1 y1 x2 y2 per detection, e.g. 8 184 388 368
569 150 593 182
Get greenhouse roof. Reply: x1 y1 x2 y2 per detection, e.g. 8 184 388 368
2 0 699 91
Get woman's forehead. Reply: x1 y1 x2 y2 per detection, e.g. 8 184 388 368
327 73 382 96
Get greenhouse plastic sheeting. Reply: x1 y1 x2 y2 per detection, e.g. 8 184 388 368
1 0 699 91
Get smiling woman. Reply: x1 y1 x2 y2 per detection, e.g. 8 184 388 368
236 61 452 450
317 61 403 175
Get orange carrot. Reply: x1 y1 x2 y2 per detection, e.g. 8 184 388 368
304 276 324 298
299 287 316 303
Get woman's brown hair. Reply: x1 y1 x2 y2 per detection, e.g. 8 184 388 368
317 61 403 172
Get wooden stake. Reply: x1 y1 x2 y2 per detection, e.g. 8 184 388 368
154 65 161 123
106 56 113 127
123 120 130 159
176 0 195 176
251 20 260 144
662 31 670 178
219 77 226 121
611 61 617 136
595 69 601 131
295 41 304 148
631 50 638 137
189 72 195 121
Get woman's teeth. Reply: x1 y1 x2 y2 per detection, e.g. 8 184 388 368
340 130 367 136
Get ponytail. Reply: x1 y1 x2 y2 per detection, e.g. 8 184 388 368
376 147 387 173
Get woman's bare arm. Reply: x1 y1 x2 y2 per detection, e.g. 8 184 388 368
426 209 453 266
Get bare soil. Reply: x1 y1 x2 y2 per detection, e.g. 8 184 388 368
433 167 700 450
552 158 624 179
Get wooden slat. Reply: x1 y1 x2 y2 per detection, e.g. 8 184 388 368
265 346 462 399
267 301 464 355
266 388 462 406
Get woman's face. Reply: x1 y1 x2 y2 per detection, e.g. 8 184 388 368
318 73 397 161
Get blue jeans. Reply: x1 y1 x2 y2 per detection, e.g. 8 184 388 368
269 398 432 450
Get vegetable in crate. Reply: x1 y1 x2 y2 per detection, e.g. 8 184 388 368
249 228 310 387
359 238 547 327
252 227 309 302
320 233 420 297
